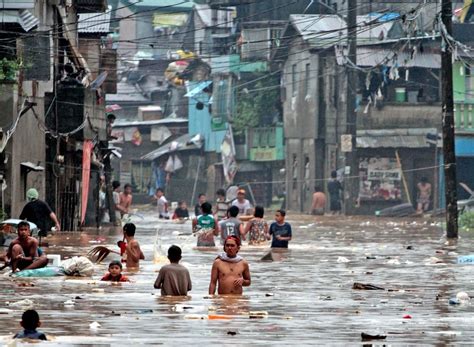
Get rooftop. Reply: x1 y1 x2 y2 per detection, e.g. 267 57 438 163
78 11 112 34
121 0 195 12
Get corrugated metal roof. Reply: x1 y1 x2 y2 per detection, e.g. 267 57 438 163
78 11 111 33
113 118 188 127
123 0 194 11
291 14 345 42
356 128 438 148
0 10 38 32
291 14 403 48
0 0 34 9
141 133 203 161
346 46 441 69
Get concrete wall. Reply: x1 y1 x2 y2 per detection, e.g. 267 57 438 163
282 40 348 212
0 0 57 218
79 38 101 79
117 4 137 60
358 104 442 130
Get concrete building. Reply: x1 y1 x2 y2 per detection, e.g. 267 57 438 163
0 0 109 229
275 14 443 214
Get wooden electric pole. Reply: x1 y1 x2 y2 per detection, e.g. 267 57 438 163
344 0 359 214
441 0 459 239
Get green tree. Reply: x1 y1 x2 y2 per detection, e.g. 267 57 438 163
233 80 279 133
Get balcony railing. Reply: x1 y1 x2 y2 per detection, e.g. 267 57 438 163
455 102 474 132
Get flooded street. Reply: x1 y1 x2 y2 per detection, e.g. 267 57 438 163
1 209 474 345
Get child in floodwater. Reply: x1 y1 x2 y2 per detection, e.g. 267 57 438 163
242 205 268 245
122 223 145 269
101 260 130 282
172 201 189 220
14 310 47 341
266 209 292 248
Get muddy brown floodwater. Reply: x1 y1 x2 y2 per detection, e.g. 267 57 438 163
1 209 474 346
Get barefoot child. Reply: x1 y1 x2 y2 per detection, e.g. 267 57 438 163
242 205 268 245
14 310 47 341
123 223 144 269
101 260 130 282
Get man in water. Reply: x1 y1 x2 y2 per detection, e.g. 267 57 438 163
218 206 243 244
416 176 432 214
327 170 343 215
231 189 253 217
119 183 133 218
0 221 47 272
311 186 326 215
19 188 61 236
209 235 251 295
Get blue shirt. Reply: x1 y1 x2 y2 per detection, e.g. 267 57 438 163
269 222 292 248
14 329 47 340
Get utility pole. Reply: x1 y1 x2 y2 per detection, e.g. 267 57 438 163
441 0 459 239
344 0 358 214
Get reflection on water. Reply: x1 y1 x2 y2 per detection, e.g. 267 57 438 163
1 211 474 345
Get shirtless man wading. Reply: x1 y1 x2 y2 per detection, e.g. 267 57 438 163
209 236 251 295
0 221 47 272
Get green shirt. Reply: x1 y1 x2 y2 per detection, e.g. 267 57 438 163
197 214 215 229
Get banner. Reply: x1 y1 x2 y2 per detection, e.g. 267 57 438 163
359 157 402 201
221 126 237 184
81 140 94 225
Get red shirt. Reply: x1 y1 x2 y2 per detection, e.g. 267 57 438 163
101 273 129 282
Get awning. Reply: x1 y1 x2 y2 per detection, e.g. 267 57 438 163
141 133 203 161
21 161 44 171
185 81 212 98
356 128 438 148
0 10 39 32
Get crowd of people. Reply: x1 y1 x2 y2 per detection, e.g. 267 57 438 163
0 184 294 341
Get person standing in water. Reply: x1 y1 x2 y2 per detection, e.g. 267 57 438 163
416 176 432 214
192 202 219 247
209 236 251 295
19 188 61 236
311 186 326 215
119 183 133 218
242 206 268 245
122 223 144 269
154 245 192 296
327 171 343 215
266 209 292 249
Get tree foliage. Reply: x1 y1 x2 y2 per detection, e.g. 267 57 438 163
233 80 279 133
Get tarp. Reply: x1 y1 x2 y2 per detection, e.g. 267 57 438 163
81 140 93 225
185 81 212 98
